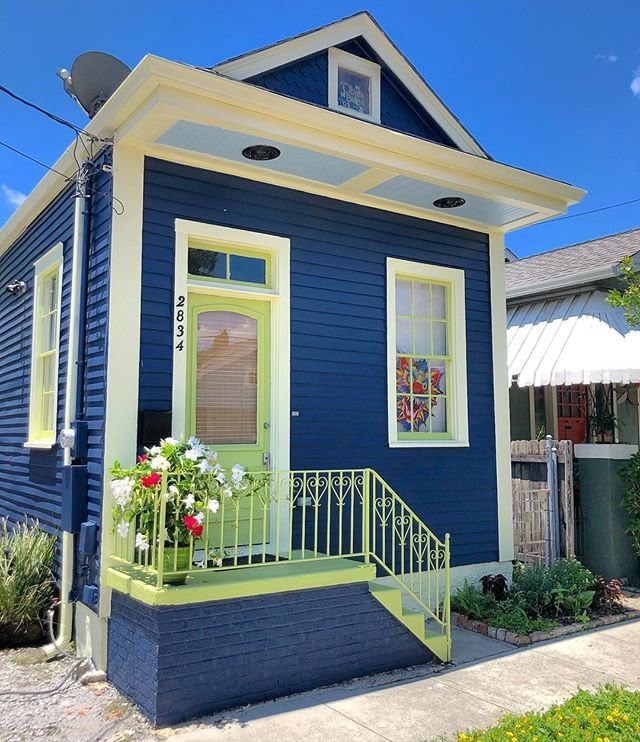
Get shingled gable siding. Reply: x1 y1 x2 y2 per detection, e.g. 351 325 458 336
0 153 112 581
246 36 457 147
108 584 432 725
141 157 498 566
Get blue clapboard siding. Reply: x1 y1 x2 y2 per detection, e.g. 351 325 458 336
0 152 112 580
247 36 457 147
141 157 498 566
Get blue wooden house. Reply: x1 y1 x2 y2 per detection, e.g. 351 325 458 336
0 12 583 725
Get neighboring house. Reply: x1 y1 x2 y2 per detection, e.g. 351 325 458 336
0 12 582 725
507 228 640 583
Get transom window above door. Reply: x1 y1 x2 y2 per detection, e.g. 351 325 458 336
188 243 270 287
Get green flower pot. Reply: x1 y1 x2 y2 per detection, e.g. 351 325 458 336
158 545 191 585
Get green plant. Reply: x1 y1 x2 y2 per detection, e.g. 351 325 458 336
0 519 56 647
619 451 640 557
608 255 640 328
592 575 625 613
458 684 640 741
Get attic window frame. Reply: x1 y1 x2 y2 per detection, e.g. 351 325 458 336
328 47 381 124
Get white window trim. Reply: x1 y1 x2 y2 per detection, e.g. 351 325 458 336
25 242 64 448
387 257 469 448
328 47 381 124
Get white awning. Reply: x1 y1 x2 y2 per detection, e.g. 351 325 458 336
507 290 640 387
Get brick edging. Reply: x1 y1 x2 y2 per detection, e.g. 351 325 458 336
451 609 640 647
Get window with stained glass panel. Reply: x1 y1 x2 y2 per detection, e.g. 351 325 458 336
395 277 451 438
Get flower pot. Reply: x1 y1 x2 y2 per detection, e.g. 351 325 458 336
158 546 191 585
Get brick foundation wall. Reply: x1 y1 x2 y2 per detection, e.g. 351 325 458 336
107 583 433 725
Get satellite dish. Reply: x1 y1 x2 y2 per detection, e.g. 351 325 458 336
66 52 131 118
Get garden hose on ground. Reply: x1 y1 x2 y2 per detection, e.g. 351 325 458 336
0 601 87 698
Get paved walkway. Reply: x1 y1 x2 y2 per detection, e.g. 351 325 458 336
170 619 640 742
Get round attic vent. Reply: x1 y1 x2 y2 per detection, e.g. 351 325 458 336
242 145 281 161
433 196 466 209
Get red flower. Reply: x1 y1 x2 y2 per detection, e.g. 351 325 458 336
183 515 203 539
137 454 148 463
140 472 161 488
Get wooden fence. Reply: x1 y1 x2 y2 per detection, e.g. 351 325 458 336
511 439 575 563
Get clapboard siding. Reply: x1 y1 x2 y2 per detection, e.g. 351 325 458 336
247 36 457 147
0 152 112 578
140 157 498 566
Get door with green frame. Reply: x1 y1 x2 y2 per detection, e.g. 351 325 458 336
187 293 271 548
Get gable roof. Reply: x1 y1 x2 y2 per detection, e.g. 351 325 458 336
506 227 640 299
212 11 489 158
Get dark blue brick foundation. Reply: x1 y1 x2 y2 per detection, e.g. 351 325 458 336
107 584 433 725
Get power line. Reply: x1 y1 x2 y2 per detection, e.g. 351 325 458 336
0 137 124 215
0 138 73 182
0 83 110 143
547 196 640 224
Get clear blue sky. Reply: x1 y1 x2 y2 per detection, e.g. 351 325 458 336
1 1 639 257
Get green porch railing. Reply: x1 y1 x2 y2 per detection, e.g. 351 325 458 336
111 468 450 655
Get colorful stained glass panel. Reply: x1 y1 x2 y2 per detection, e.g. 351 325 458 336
412 396 430 432
396 395 412 432
431 397 447 433
396 357 411 393
430 362 446 395
411 358 430 395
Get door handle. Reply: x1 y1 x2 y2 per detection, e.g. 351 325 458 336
262 452 271 468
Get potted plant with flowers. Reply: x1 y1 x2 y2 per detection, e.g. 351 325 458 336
110 437 262 584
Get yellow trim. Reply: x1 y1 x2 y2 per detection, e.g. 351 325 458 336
489 231 514 561
173 220 291 479
27 243 63 446
99 145 145 618
387 258 468 447
213 11 485 157
0 55 584 256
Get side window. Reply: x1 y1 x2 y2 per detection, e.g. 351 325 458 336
387 258 468 447
27 243 63 446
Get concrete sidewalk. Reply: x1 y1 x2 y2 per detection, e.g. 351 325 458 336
169 620 640 742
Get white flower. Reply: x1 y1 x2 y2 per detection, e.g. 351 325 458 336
198 459 213 474
168 484 179 496
208 498 220 513
116 522 130 538
150 455 170 471
222 485 233 498
135 532 149 551
146 445 161 456
182 492 195 508
207 452 218 465
188 437 206 457
231 464 245 488
111 477 134 508
184 448 199 461
161 437 179 446
194 511 205 524
215 471 226 484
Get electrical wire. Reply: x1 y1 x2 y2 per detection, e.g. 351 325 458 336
0 137 125 215
546 196 640 224
0 83 110 143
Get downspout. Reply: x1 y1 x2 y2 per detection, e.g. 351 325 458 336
45 162 92 654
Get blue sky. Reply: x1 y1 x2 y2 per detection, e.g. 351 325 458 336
1 1 638 257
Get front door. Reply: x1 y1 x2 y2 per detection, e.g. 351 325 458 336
187 294 271 547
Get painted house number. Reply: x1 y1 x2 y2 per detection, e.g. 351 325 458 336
175 295 185 351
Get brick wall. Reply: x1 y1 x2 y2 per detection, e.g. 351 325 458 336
108 584 433 725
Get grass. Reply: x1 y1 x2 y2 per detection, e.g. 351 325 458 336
456 685 640 741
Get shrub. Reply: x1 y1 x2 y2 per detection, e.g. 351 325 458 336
451 580 496 620
619 451 640 557
592 575 625 613
0 519 56 648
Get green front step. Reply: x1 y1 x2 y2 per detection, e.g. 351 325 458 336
369 581 449 662
107 556 376 606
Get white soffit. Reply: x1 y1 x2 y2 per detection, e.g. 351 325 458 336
156 120 368 186
367 176 534 228
507 290 640 387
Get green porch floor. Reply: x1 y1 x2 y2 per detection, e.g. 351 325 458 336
106 556 377 606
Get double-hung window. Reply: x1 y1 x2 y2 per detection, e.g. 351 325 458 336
387 258 468 447
26 243 63 447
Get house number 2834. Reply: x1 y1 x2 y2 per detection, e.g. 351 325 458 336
175 295 185 351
